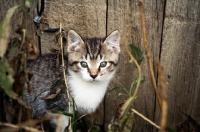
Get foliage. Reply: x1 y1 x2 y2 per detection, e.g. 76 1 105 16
0 5 20 99
0 58 16 98
107 0 176 131
108 43 145 131
0 0 40 131
129 44 143 67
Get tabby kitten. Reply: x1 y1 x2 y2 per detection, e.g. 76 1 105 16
25 30 120 131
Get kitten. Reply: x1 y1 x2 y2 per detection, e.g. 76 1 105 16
24 30 120 131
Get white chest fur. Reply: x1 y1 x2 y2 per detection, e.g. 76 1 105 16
68 70 112 114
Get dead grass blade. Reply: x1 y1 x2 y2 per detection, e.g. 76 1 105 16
0 122 43 132
131 109 161 129
59 20 72 132
125 0 142 99
157 60 168 132
0 114 60 132
138 0 162 110
15 97 31 110
120 0 143 127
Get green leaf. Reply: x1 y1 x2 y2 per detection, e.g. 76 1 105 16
0 5 20 58
130 76 145 94
129 44 143 67
72 98 79 132
0 58 16 98
120 87 131 97
107 87 131 97
107 87 120 96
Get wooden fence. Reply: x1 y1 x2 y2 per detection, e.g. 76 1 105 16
1 0 200 131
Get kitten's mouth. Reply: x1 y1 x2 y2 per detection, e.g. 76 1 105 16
83 78 98 82
91 79 98 82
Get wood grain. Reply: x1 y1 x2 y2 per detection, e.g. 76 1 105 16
1 0 199 131
106 0 166 131
160 0 200 131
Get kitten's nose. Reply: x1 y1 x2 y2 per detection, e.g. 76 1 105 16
90 75 97 79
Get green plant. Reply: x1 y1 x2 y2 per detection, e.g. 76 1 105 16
107 0 174 132
107 43 145 132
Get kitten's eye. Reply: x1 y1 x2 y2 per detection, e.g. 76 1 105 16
80 61 88 68
100 61 107 67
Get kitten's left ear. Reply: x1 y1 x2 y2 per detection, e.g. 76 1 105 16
104 30 120 53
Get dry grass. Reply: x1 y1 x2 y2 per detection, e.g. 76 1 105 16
58 19 72 132
138 0 162 110
157 60 168 132
0 115 60 132
117 0 168 131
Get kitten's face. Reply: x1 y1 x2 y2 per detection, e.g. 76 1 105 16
67 30 120 82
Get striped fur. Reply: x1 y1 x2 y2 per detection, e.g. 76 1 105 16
24 30 120 131
67 30 120 114
67 30 120 83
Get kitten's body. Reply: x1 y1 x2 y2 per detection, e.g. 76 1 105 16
24 30 120 131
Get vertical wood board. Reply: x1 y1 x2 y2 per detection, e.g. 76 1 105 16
160 0 200 130
105 0 164 131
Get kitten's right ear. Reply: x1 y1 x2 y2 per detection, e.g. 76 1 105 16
67 30 84 52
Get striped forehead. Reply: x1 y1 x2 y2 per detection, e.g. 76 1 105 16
83 54 102 62
84 38 102 60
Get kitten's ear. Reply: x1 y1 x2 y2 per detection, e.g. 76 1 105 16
67 30 84 52
104 30 120 53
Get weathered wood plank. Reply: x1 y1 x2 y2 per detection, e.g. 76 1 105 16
160 0 200 131
40 0 106 54
105 1 135 130
39 0 107 125
106 0 165 131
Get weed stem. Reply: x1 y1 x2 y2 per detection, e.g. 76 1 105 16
157 61 168 132
139 0 162 110
131 109 161 129
59 21 72 132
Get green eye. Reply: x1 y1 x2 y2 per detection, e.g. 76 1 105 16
80 61 88 68
100 61 107 67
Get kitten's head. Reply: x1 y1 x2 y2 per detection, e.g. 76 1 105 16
67 30 120 82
